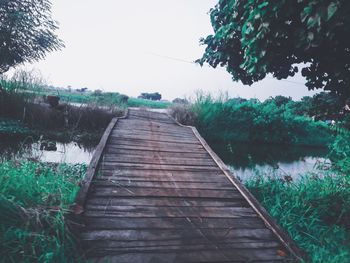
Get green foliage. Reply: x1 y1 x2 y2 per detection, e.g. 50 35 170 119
199 0 350 99
246 172 350 262
329 133 350 174
0 118 32 135
127 97 172 109
0 161 86 262
192 94 334 146
0 0 63 73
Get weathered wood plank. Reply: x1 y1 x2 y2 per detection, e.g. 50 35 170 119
108 137 202 147
104 148 210 158
111 129 195 139
109 134 197 144
81 228 275 241
84 205 257 218
90 180 234 190
90 252 285 263
99 162 221 171
105 144 205 153
88 186 243 199
85 197 249 208
102 155 216 166
97 170 228 183
112 125 194 136
83 217 265 230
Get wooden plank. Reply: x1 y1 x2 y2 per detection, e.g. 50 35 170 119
99 163 221 171
108 137 202 146
96 170 230 183
86 240 281 251
105 144 205 153
104 148 210 158
83 217 265 230
88 186 243 199
81 228 275 242
85 197 249 208
127 117 175 125
90 250 285 263
90 180 234 190
117 118 180 128
84 205 257 218
101 155 216 166
73 110 128 212
111 129 195 139
109 134 197 144
112 125 194 136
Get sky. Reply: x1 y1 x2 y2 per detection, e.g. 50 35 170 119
23 0 317 101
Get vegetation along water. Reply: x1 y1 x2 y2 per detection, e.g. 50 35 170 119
1 0 350 262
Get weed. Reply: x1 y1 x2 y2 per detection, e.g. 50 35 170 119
245 171 350 262
0 161 86 262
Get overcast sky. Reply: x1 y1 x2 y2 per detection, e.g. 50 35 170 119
26 0 316 101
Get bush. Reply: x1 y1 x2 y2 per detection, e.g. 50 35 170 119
329 133 350 174
192 94 334 147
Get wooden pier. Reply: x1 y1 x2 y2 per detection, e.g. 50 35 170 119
73 109 303 262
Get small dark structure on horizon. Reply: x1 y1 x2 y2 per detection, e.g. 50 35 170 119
138 92 161 101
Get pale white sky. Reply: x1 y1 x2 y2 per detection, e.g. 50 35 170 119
25 0 316 101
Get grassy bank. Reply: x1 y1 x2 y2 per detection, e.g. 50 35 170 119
0 161 86 262
242 135 350 262
245 171 350 262
171 94 335 147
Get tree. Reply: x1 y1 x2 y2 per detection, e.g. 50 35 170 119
0 0 63 74
138 92 162 101
198 0 350 100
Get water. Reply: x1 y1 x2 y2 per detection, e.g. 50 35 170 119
1 135 329 178
209 141 329 181
0 135 95 164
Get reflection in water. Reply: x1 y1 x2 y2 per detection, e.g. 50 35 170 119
0 135 96 164
209 141 329 181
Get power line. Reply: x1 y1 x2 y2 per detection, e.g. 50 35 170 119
145 51 306 86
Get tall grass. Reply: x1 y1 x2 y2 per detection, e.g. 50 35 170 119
245 170 350 262
185 93 334 147
0 161 86 262
127 97 172 109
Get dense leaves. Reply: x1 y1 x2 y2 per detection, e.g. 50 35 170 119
198 0 350 100
192 94 334 146
0 0 63 73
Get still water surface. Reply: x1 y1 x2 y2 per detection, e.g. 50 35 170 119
0 136 95 164
0 136 329 181
209 141 329 181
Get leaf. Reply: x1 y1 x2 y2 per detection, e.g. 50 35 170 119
258 2 269 9
327 2 338 21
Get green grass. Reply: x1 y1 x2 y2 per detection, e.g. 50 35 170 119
245 171 350 262
0 118 33 135
127 97 172 109
190 94 334 147
0 161 86 262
